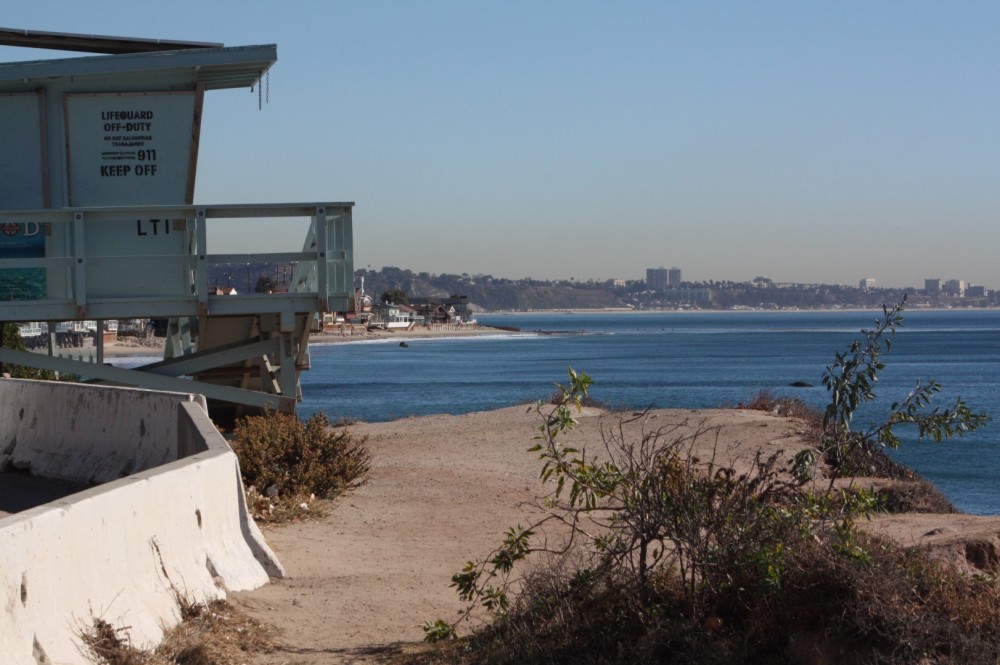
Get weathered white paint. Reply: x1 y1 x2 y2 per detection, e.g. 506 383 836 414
0 379 283 665
0 380 192 483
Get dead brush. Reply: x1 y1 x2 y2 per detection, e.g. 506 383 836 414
244 485 328 523
81 599 276 665
876 478 957 514
155 599 277 664
228 409 372 523
741 390 825 435
764 532 1000 664
80 618 152 665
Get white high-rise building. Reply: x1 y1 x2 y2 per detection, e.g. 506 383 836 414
943 279 966 297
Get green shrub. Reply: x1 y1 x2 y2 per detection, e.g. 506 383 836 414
229 410 371 505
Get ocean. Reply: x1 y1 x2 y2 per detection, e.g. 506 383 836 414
298 309 1000 516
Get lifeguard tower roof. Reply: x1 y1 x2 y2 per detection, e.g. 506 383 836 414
0 27 273 91
0 26 223 54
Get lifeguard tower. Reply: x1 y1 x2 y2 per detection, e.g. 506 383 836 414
0 28 353 419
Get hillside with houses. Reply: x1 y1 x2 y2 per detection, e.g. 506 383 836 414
209 264 1000 313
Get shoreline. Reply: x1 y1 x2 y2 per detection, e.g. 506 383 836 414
34 304 994 361
481 305 999 315
306 323 516 346
31 324 518 361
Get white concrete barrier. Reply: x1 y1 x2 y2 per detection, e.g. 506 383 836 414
0 380 187 483
0 379 283 665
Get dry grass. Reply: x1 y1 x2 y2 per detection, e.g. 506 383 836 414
82 599 277 665
405 531 1000 664
244 485 329 524
157 599 277 664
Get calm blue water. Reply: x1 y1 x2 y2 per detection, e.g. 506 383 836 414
297 309 1000 515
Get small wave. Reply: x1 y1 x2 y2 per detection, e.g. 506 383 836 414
309 332 548 348
107 355 163 368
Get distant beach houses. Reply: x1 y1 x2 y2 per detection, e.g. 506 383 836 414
323 293 473 331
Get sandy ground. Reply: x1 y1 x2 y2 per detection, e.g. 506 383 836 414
232 405 820 664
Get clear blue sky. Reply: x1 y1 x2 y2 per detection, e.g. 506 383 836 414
3 2 999 288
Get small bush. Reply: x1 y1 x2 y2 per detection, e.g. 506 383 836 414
876 478 958 514
742 390 822 424
229 410 371 521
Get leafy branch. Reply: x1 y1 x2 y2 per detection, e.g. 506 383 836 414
794 298 989 486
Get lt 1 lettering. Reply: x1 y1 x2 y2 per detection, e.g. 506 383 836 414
136 219 170 236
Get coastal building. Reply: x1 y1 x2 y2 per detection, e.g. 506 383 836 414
646 267 668 292
924 278 941 294
943 279 966 297
967 285 988 298
370 302 424 330
859 277 876 290
646 267 681 292
409 295 471 323
658 287 712 305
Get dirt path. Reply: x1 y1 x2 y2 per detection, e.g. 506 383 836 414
233 405 815 664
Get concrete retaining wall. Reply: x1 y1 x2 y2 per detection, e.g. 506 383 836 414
0 380 190 483
0 379 283 665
